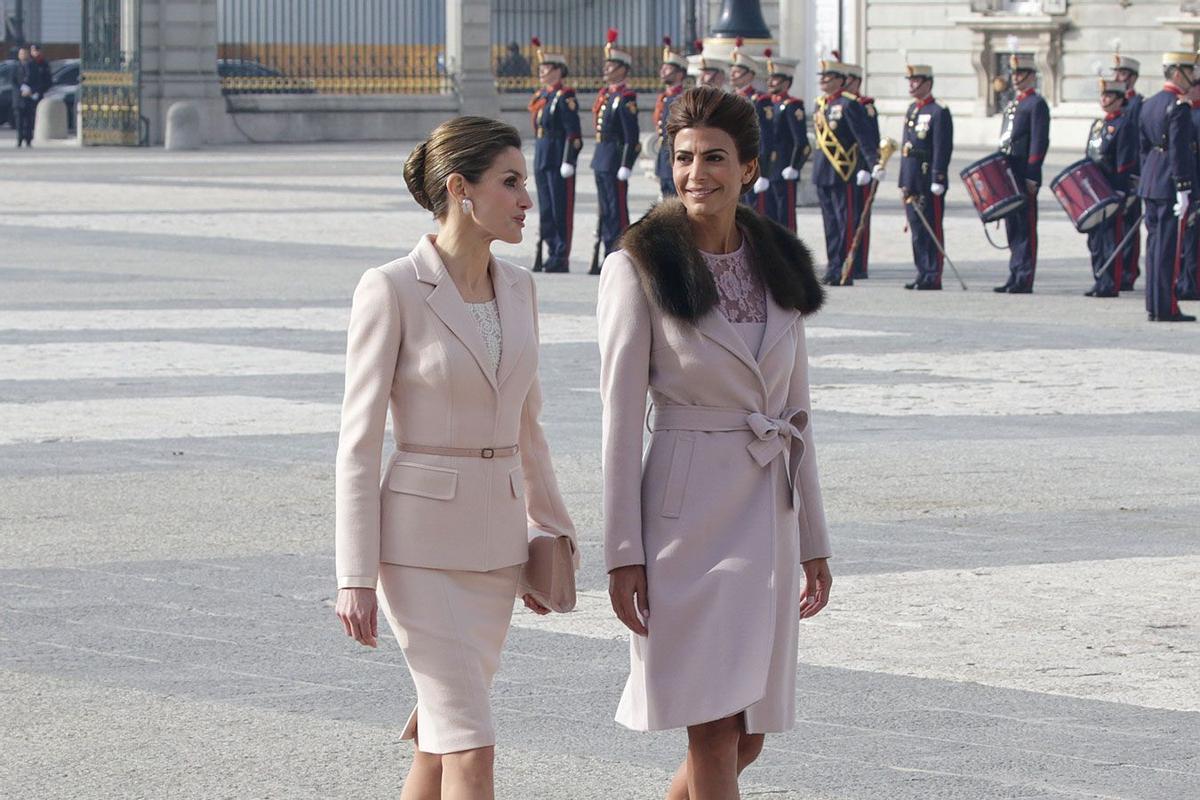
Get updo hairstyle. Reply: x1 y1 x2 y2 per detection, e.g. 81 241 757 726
403 116 523 219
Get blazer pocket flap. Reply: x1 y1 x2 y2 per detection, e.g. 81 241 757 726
388 461 458 500
509 466 525 499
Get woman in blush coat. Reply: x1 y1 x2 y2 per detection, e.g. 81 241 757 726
335 116 576 800
597 86 834 799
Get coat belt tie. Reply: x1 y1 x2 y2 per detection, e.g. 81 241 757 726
648 404 809 508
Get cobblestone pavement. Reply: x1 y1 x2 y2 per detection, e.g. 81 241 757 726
1 140 1198 799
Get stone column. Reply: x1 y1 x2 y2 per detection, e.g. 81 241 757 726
137 0 223 146
447 0 499 118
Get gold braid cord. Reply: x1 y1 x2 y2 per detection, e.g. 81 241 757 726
814 96 857 183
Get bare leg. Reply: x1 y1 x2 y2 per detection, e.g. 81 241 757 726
441 745 495 800
401 721 443 800
666 728 766 800
685 715 742 800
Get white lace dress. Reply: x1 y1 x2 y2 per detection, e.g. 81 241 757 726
467 299 503 374
699 237 767 356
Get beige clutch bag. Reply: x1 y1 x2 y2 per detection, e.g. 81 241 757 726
519 530 577 613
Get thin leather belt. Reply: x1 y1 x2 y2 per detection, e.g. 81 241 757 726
397 443 519 459
648 404 809 508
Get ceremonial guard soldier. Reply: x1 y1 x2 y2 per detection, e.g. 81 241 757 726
846 64 880 278
589 29 640 275
730 38 775 212
995 53 1050 293
898 63 954 290
813 54 882 285
654 37 687 197
1082 77 1136 297
686 42 730 91
1177 92 1200 300
1136 51 1198 322
764 50 809 231
528 38 582 273
1114 48 1144 290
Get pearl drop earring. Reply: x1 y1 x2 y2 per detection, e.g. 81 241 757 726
461 198 473 215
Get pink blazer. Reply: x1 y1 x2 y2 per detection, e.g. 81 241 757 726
335 234 575 589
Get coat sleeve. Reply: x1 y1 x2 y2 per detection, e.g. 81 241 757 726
620 93 642 169
518 275 578 560
597 251 653 571
1027 99 1050 186
1169 101 1194 191
786 318 832 562
933 107 953 185
788 102 810 172
844 100 879 169
334 268 402 589
562 91 583 167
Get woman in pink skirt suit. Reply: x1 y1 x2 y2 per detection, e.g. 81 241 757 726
598 86 834 799
335 116 576 799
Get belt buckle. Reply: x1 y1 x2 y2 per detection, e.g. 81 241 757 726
481 448 495 459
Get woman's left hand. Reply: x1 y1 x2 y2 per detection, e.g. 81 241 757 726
523 593 551 615
799 558 832 619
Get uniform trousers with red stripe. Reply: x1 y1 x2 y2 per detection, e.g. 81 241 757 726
768 179 798 232
741 187 769 215
595 171 630 256
535 165 575 269
1085 210 1122 295
817 181 861 284
1176 208 1200 300
1003 187 1039 290
853 183 872 278
1120 195 1142 290
1142 198 1183 318
905 191 944 288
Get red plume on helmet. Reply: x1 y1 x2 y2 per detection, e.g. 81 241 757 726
735 36 744 48
831 49 842 61
693 39 703 53
607 28 619 44
764 47 773 58
530 36 541 47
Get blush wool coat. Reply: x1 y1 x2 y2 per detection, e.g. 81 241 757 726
597 200 832 733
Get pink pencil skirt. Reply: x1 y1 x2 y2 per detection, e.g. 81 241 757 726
377 562 522 754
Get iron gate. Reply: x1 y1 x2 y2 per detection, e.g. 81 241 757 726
80 0 145 145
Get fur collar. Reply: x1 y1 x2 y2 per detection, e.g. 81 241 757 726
618 199 824 322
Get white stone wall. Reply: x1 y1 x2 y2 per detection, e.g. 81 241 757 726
864 0 1195 145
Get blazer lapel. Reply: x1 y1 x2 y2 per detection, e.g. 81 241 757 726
412 236 499 393
492 259 529 387
757 293 800 364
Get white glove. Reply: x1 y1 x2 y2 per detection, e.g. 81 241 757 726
871 164 887 182
753 176 771 194
559 163 575 179
781 166 800 181
1175 190 1191 218
19 83 31 97
931 182 946 196
855 170 872 186
32 93 40 101
617 166 631 182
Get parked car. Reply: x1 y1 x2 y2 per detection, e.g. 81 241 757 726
44 58 80 130
217 59 316 94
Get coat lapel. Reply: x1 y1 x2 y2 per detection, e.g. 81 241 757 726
491 259 529 387
412 235 499 393
695 309 765 387
757 293 800 364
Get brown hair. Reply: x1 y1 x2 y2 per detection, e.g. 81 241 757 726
403 116 522 219
665 86 761 192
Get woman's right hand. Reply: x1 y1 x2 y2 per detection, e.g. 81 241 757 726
336 587 378 648
608 565 649 637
